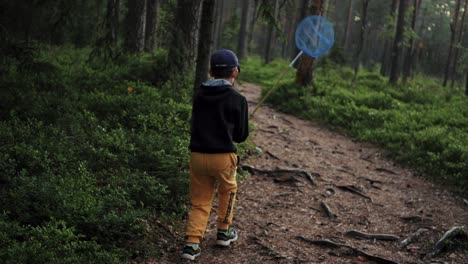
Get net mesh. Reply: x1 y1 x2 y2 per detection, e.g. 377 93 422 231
295 16 334 58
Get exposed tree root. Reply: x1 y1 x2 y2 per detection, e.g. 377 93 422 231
400 215 423 223
275 192 296 198
359 176 383 185
250 236 286 260
240 164 317 185
425 226 467 260
336 185 372 201
266 150 280 160
375 167 398 175
399 228 429 249
296 236 399 264
320 201 336 218
344 230 399 241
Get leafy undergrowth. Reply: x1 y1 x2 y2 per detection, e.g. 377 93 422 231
240 56 468 195
0 46 213 262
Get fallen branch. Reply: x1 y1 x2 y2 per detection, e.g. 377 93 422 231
425 226 467 259
344 230 399 241
296 236 399 264
240 164 316 185
337 185 372 201
320 201 336 218
399 228 429 249
463 198 468 206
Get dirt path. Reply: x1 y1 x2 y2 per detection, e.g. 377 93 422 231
160 83 467 263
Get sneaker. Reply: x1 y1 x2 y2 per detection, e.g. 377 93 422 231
216 228 238 246
181 243 201 261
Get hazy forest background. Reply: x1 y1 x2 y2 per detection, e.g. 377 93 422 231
1 0 467 262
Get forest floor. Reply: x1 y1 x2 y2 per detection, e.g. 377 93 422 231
155 83 468 263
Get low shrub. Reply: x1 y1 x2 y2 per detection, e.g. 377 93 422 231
0 46 195 261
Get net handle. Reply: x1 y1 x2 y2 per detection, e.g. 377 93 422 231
250 67 291 117
289 50 303 67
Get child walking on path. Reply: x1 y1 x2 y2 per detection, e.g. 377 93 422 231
181 49 249 261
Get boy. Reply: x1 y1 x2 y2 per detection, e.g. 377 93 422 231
181 49 249 261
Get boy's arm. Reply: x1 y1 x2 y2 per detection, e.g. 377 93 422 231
233 97 249 143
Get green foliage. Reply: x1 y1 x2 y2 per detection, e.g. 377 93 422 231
0 47 194 261
0 214 123 263
241 57 468 194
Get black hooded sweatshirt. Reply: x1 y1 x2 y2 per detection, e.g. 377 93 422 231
189 82 249 153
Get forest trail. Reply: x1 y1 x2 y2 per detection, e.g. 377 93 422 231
160 83 468 263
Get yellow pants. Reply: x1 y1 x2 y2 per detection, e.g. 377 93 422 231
186 152 238 244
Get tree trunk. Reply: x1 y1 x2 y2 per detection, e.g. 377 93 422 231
106 0 120 46
125 0 147 53
389 0 409 84
465 71 468 95
354 0 369 77
380 0 399 76
292 0 310 60
248 0 259 52
194 0 216 91
413 4 427 78
214 0 227 50
168 0 202 76
237 0 250 60
295 0 324 89
264 0 280 64
443 0 461 87
285 2 298 59
343 0 353 49
451 0 467 88
144 0 159 52
402 0 421 83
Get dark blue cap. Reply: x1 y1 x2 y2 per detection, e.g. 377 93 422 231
210 49 240 72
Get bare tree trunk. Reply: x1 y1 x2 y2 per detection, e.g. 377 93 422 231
125 0 147 53
106 0 120 46
295 0 324 90
264 0 280 64
292 0 310 60
402 0 421 83
413 4 427 78
451 0 467 88
380 0 399 76
144 0 159 52
194 0 216 91
237 0 250 60
168 0 202 76
213 0 224 49
343 0 353 49
284 2 297 59
389 0 409 84
465 71 468 95
354 0 369 77
443 0 461 87
248 0 259 52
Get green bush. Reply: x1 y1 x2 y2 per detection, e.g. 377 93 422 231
0 46 194 261
0 214 123 263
